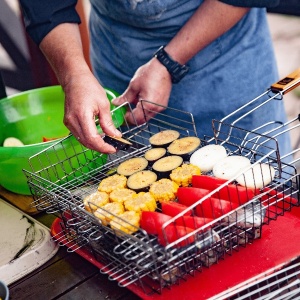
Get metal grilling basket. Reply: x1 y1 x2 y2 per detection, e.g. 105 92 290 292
23 69 300 299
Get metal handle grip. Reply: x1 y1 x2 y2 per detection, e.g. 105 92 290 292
271 68 300 94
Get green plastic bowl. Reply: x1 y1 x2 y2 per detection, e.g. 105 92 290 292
0 85 125 195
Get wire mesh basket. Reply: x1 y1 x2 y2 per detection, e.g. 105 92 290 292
211 256 300 300
23 70 300 297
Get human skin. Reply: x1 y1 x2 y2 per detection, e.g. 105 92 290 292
39 0 249 153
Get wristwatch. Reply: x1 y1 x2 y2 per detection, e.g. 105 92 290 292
153 46 189 84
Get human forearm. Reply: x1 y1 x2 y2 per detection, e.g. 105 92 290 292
39 23 91 88
165 0 250 65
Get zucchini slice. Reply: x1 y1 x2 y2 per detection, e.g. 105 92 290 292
117 157 148 176
152 155 183 179
144 147 166 165
149 130 180 148
127 170 157 192
167 136 201 160
103 135 132 151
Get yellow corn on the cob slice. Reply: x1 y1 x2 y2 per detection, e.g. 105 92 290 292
94 202 124 226
109 188 137 204
124 192 156 214
110 211 140 235
170 163 201 187
83 191 109 212
149 178 179 203
98 174 127 194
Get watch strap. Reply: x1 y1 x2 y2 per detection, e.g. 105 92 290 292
154 46 189 84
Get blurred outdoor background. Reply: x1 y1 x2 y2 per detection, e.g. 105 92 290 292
0 0 299 167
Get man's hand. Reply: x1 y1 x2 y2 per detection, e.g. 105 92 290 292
39 23 121 153
63 72 122 153
112 58 172 124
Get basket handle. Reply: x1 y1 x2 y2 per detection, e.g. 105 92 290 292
271 68 300 94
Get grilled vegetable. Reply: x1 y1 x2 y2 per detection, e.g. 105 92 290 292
260 186 299 209
140 211 172 235
152 155 183 179
195 197 239 219
213 155 251 180
175 216 214 230
94 202 125 225
149 178 179 203
161 201 192 217
124 192 157 213
144 147 166 165
167 136 201 160
192 175 227 189
109 188 136 204
83 191 109 212
177 187 211 206
170 163 201 187
117 157 148 177
127 170 157 192
236 163 275 189
98 174 127 194
110 211 141 235
158 225 195 248
149 130 180 148
192 175 255 205
189 144 227 173
103 135 132 151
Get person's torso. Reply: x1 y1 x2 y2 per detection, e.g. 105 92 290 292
88 1 284 148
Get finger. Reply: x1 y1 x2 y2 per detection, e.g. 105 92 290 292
68 114 117 154
125 101 162 125
98 111 122 138
112 86 139 106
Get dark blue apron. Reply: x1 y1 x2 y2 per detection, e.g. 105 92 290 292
89 0 291 157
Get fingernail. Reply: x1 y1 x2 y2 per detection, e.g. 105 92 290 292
114 129 122 137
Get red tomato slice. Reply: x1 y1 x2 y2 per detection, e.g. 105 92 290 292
175 216 214 230
260 187 299 209
161 201 192 217
177 187 211 206
196 197 239 219
192 175 228 190
140 211 172 235
157 225 195 247
217 185 256 205
192 175 256 205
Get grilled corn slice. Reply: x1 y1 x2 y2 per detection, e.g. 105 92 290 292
98 174 127 194
110 211 141 235
149 178 179 203
109 188 136 204
124 192 156 214
94 202 124 226
83 191 109 212
170 163 201 187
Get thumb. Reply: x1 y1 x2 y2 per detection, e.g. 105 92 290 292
98 107 122 138
111 94 127 106
112 87 139 106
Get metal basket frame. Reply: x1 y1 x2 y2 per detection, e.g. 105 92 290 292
23 85 300 296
